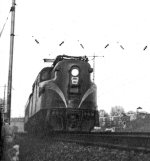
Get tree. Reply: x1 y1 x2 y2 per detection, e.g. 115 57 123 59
110 106 125 116
0 98 3 104
0 98 4 109
99 109 109 117
137 107 142 113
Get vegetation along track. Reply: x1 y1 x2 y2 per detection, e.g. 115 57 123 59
50 131 150 153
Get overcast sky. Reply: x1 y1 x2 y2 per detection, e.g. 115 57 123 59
1 0 150 117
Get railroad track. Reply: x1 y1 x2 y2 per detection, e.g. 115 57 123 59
50 131 150 153
13 132 150 161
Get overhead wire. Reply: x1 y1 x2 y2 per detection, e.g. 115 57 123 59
0 7 12 38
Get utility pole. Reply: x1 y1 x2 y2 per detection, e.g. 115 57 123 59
89 54 104 82
7 0 16 124
93 55 104 82
88 44 109 82
93 53 96 82
3 85 6 122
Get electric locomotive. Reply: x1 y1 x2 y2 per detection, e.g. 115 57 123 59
24 55 99 133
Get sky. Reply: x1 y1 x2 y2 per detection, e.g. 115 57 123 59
1 0 150 117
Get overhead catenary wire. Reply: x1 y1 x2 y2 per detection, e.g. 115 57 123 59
59 41 64 46
143 46 147 50
32 36 40 44
120 45 124 50
0 8 12 38
105 44 109 48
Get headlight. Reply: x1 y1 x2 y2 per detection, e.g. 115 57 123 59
71 68 79 76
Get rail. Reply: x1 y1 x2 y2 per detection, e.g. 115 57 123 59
50 131 150 153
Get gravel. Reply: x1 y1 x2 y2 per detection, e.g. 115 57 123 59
13 134 150 161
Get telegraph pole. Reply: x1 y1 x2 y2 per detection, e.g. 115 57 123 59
7 0 16 124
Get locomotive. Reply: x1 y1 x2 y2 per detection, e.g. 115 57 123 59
24 55 99 133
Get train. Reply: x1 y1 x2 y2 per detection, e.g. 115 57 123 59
24 55 99 133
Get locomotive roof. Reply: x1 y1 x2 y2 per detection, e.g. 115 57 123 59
52 55 89 66
38 55 89 78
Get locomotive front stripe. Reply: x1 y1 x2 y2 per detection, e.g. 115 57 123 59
78 84 97 108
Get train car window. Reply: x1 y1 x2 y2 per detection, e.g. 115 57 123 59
40 70 50 82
